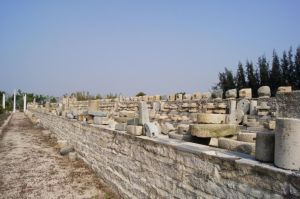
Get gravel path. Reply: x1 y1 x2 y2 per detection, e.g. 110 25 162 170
0 112 118 199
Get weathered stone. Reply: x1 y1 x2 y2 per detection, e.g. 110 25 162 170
177 124 190 135
190 124 239 138
57 140 68 148
138 101 150 125
161 122 175 135
183 94 192 101
67 113 74 119
119 110 135 118
88 111 107 117
42 130 51 138
237 133 256 143
115 123 127 131
228 100 237 124
211 89 223 99
68 152 77 161
275 118 300 170
249 100 257 115
127 118 139 125
168 132 193 141
176 94 183 101
277 86 292 93
114 117 132 123
263 120 276 130
192 92 201 100
60 145 74 155
255 131 274 162
225 89 237 99
258 86 271 98
197 113 226 124
202 92 211 99
237 99 250 114
239 88 252 99
161 95 168 101
218 138 255 155
126 125 143 136
144 122 159 137
94 116 110 125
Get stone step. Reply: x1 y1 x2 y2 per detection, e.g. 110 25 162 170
218 138 255 155
237 133 256 143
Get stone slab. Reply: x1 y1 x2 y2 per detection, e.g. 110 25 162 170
190 124 239 138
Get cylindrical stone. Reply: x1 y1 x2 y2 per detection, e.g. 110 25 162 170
274 118 300 170
249 100 257 115
255 131 274 162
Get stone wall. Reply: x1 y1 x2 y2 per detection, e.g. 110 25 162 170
27 108 300 199
276 91 300 118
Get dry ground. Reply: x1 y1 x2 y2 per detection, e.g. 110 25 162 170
0 112 119 199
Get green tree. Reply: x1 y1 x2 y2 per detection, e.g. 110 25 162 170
235 62 247 91
295 46 300 89
246 61 259 97
217 68 235 94
270 50 282 96
281 51 289 86
287 47 296 88
136 92 146 97
258 55 269 86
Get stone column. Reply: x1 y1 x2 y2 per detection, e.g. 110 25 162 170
249 100 257 115
23 94 27 112
13 90 16 113
138 101 150 125
2 93 5 109
228 100 236 124
274 118 300 170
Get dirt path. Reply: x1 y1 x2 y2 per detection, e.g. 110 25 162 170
0 112 118 199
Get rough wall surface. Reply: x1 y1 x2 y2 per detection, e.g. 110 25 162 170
28 109 300 199
276 91 300 118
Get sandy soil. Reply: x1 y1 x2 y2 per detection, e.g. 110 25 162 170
0 113 119 199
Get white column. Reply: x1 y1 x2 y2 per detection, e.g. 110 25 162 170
13 90 16 113
2 93 5 109
23 94 27 112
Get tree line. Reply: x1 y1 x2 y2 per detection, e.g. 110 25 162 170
216 46 300 97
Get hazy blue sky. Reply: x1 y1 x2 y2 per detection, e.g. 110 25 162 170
1 1 300 96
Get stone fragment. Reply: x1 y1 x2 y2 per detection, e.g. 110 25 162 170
211 89 223 99
176 94 183 101
60 145 74 155
88 111 107 117
227 100 237 124
202 92 211 99
126 125 143 136
258 86 271 98
225 89 237 99
114 117 132 123
57 140 68 148
183 94 192 101
161 95 168 101
42 130 51 138
239 88 252 99
249 100 257 115
218 138 255 155
67 113 74 119
197 113 226 124
144 122 159 137
263 120 276 130
193 92 201 100
277 86 292 93
255 131 274 162
94 116 110 125
168 132 193 141
69 152 77 161
190 124 239 138
177 124 190 135
237 133 256 143
119 111 135 118
161 122 175 135
127 118 139 125
274 118 300 170
138 101 150 125
237 99 250 114
108 120 118 129
115 123 127 131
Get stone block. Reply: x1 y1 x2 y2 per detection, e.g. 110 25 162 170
202 92 211 99
255 131 274 162
119 110 135 118
211 89 223 99
114 116 132 123
138 101 150 125
177 124 190 135
127 118 139 125
168 132 193 141
263 120 276 130
277 86 292 93
275 118 300 170
237 99 250 114
126 125 143 136
197 113 226 124
193 92 201 100
60 145 74 155
190 124 239 138
94 116 110 125
161 122 175 135
237 133 256 143
258 86 271 98
225 89 237 99
239 88 252 99
57 140 68 149
144 122 159 137
115 123 127 131
218 138 255 155
68 152 77 161
88 111 107 117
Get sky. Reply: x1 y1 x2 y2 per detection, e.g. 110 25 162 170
1 1 300 97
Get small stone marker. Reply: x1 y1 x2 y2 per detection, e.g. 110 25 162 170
138 101 150 125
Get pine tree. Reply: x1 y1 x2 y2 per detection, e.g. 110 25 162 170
287 47 296 88
235 62 247 91
281 51 289 86
295 46 300 89
246 61 259 97
258 55 269 86
224 68 235 90
270 50 282 96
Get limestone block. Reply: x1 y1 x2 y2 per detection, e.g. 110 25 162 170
126 125 143 136
88 111 107 117
94 116 109 125
114 116 132 123
183 94 192 101
138 101 150 125
211 89 223 99
218 138 255 155
255 131 274 162
161 95 168 101
258 86 271 98
225 89 237 99
237 133 256 143
57 140 68 148
177 124 190 135
193 92 201 100
168 132 193 141
119 110 135 118
161 122 175 135
275 118 300 170
237 99 250 114
42 130 51 138
202 92 211 99
239 88 252 99
68 152 77 161
127 118 139 125
60 145 74 155
197 113 226 124
176 94 183 101
67 113 74 119
263 120 276 130
144 122 159 137
115 123 127 131
190 124 239 138
108 120 118 129
277 86 292 93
